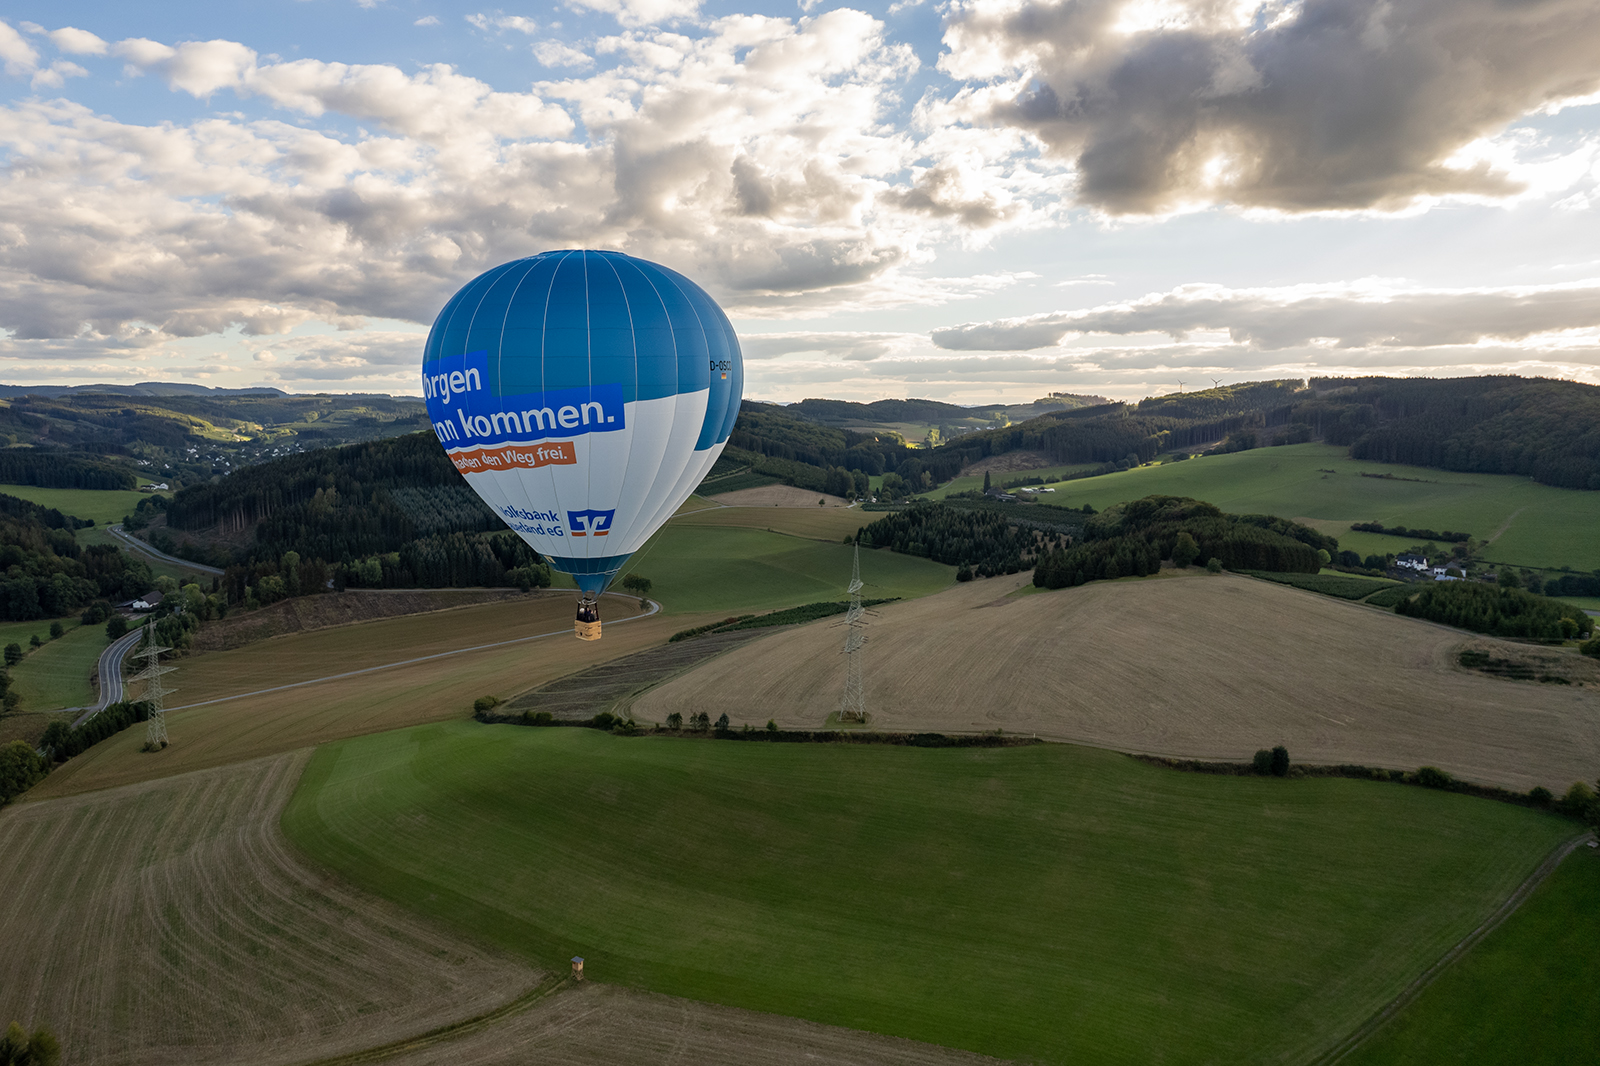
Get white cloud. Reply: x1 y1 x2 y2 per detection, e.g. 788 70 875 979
30 60 88 89
466 14 540 34
47 26 108 55
414 16 441 27
533 41 595 68
566 0 701 29
0 20 40 78
931 279 1600 351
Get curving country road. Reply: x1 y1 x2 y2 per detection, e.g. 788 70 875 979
108 524 224 577
70 628 146 727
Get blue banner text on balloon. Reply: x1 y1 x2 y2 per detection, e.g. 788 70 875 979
425 351 626 447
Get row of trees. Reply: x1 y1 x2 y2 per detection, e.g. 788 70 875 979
0 450 135 490
1394 583 1594 640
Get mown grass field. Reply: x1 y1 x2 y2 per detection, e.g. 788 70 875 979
1348 848 1600 1064
11 621 106 709
621 524 952 615
925 463 1096 500
1021 443 1600 571
0 484 150 525
283 725 1576 1066
0 615 81 651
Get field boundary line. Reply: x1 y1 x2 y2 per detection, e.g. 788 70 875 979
165 594 660 713
292 974 571 1066
1309 831 1594 1066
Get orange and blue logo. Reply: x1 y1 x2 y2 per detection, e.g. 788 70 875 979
567 509 616 537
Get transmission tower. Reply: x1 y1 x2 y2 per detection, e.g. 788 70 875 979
838 542 867 723
131 643 176 748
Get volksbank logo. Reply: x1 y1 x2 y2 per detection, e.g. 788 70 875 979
425 350 626 448
502 505 560 523
567 509 615 537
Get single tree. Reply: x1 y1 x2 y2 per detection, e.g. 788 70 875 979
1171 532 1199 569
715 713 730 733
622 574 653 596
48 622 64 640
766 719 779 733
1252 749 1273 775
1205 557 1224 574
105 617 128 641
982 470 991 492
1269 746 1290 777
28 635 41 650
2 644 21 667
666 712 683 731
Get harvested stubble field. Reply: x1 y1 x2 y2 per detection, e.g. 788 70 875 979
638 569 1600 791
708 484 849 507
285 724 1577 1066
191 588 532 652
671 502 871 541
0 750 538 1066
28 593 699 800
362 981 1006 1066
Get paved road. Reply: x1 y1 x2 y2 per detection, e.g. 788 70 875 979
166 592 660 712
69 627 145 727
108 524 225 577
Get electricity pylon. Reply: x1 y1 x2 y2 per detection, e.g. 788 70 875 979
838 543 867 723
131 643 176 748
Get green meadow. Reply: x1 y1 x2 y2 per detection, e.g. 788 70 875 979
0 485 150 526
1349 848 1600 1065
1022 444 1600 571
565 524 952 615
10 622 107 710
282 725 1575 1066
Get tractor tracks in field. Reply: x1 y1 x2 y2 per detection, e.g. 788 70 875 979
1311 831 1595 1065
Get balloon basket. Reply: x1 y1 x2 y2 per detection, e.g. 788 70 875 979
574 595 602 641
575 619 602 641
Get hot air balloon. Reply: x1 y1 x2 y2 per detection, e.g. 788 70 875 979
421 250 744 639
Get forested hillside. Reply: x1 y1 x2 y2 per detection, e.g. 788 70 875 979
0 492 153 619
720 376 1600 500
157 433 546 601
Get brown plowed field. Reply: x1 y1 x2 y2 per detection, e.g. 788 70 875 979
637 570 1600 791
31 597 713 800
0 751 538 1066
191 588 532 652
365 982 1007 1066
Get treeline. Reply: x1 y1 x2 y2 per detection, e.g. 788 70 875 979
1394 583 1594 641
39 701 152 761
0 506 154 620
1305 376 1600 490
0 449 135 490
1033 496 1328 589
859 504 1054 577
1350 521 1470 543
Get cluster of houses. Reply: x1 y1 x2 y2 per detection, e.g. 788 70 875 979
1395 554 1463 581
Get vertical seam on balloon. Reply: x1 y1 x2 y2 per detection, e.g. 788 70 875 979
659 268 718 451
496 256 545 572
540 250 576 561
622 260 691 549
582 250 594 564
608 255 672 557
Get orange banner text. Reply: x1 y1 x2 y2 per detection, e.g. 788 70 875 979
449 441 576 473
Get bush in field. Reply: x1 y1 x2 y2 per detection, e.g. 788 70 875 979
1252 749 1273 775
0 1021 61 1066
1415 766 1454 790
1206 557 1223 574
1171 532 1199 569
105 617 128 640
1579 638 1600 658
666 712 683 731
1269 746 1290 777
473 695 501 713
622 574 653 596
2 644 20 667
1556 781 1594 820
0 741 49 805
48 622 63 640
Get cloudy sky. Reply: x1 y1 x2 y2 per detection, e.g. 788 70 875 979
2 0 1599 402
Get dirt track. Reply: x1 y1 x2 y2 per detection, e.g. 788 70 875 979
0 751 537 1066
637 570 1600 791
369 981 1006 1066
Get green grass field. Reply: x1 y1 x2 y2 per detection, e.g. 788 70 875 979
11 622 107 709
0 485 150 525
1348 848 1600 1064
283 726 1575 1066
1022 444 1600 571
0 615 82 652
925 464 1096 500
612 525 952 615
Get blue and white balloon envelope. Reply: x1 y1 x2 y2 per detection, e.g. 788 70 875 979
421 250 743 596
